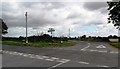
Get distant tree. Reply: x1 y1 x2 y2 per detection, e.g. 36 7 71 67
88 36 91 38
81 35 86 39
107 1 120 30
113 35 118 38
108 35 113 38
0 19 8 34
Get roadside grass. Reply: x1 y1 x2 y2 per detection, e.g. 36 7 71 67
1 40 76 47
110 42 120 49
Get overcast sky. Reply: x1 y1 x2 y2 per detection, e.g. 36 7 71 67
1 0 118 37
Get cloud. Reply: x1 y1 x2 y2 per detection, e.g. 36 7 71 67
2 2 118 37
83 2 107 11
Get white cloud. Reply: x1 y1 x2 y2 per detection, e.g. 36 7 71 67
2 2 118 37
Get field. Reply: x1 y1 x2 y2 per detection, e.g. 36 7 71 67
2 40 76 47
110 42 120 49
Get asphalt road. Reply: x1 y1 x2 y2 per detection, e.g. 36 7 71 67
1 41 119 68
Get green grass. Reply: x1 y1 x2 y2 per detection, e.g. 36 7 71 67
110 42 120 49
1 40 76 47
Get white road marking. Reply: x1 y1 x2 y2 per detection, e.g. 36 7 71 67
110 51 118 54
0 49 113 68
23 54 28 57
96 45 106 49
0 50 2 52
89 50 97 52
18 53 24 55
9 52 13 55
51 57 59 60
98 51 107 53
88 43 90 45
81 46 90 51
28 54 32 56
78 61 89 64
97 65 109 67
2 50 71 63
35 56 44 59
45 59 54 61
47 60 70 69
42 56 49 59
29 55 36 58
47 62 65 69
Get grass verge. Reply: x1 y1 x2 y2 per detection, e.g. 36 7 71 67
1 40 76 47
110 42 120 49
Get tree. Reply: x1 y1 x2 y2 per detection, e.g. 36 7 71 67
107 1 120 30
0 19 8 34
81 35 86 39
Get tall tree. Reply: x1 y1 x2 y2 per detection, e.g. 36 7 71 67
0 19 8 34
107 1 120 30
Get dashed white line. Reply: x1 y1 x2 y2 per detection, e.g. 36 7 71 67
98 51 107 53
89 50 97 52
51 57 59 60
2 50 71 63
97 65 109 67
78 61 89 64
110 51 118 54
45 59 54 61
23 54 28 57
18 53 24 55
29 55 36 58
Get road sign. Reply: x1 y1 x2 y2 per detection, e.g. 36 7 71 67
96 45 106 49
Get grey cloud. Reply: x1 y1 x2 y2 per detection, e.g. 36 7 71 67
18 2 64 10
88 21 103 26
84 2 107 11
100 7 108 14
2 2 15 13
18 2 39 8
42 2 65 9
2 2 63 28
67 13 82 19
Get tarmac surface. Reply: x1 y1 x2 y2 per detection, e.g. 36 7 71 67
1 41 119 69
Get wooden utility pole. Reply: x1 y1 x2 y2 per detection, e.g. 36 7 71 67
25 12 28 43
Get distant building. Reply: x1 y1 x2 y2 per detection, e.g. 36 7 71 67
109 38 119 42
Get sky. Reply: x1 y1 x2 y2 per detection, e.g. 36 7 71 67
1 0 119 37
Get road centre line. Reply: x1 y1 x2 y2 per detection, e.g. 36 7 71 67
110 51 118 54
89 50 97 52
98 50 107 52
51 57 59 60
97 65 109 67
45 59 54 61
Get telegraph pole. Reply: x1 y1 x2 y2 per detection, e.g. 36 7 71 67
69 28 70 38
25 12 28 43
